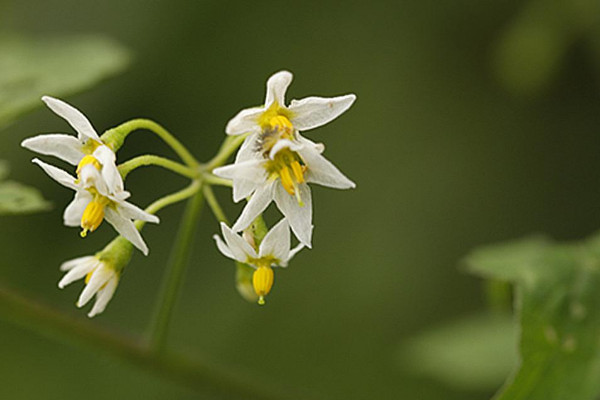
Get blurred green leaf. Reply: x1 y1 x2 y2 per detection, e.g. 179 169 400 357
398 313 517 391
0 179 50 215
465 235 600 400
0 35 130 128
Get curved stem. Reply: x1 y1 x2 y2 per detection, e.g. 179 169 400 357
203 185 228 223
104 119 199 167
119 155 198 180
135 180 201 231
148 187 205 353
202 173 233 187
206 134 249 170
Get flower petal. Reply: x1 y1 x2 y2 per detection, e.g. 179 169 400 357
213 160 266 184
21 134 84 165
220 222 257 262
88 275 119 317
77 264 114 307
60 255 96 271
63 190 92 227
32 158 77 190
265 71 293 107
268 138 302 160
289 94 356 131
297 137 356 189
58 257 98 288
235 134 261 163
259 218 290 263
273 183 313 248
93 145 124 193
225 107 264 136
213 234 235 259
104 208 149 255
286 243 305 265
116 201 160 224
42 96 100 141
231 181 275 232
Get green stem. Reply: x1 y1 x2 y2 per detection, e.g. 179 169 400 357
119 155 198 180
206 134 249 170
0 284 298 400
203 185 229 223
148 187 205 353
103 119 199 167
135 180 201 231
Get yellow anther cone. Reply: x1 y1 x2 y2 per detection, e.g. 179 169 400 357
253 266 274 305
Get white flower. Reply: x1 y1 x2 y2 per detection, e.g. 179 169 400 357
58 255 120 318
214 71 356 247
213 219 304 304
32 158 159 255
21 96 123 193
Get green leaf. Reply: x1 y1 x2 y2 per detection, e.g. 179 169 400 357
0 180 51 215
398 313 517 391
465 234 600 400
0 35 130 128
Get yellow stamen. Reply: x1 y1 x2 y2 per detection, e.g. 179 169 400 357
80 200 105 236
85 270 94 284
77 155 101 176
269 115 294 135
279 166 295 195
291 160 305 184
252 265 274 305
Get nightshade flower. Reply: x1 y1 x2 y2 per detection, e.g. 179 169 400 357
214 71 356 246
58 255 120 318
213 219 303 304
21 96 123 193
32 158 158 255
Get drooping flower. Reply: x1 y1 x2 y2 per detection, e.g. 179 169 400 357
21 96 123 193
58 236 133 317
32 158 158 255
213 219 303 304
214 71 356 247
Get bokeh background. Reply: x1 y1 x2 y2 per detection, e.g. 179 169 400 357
2 0 600 399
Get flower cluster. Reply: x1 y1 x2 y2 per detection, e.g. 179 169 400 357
213 70 356 303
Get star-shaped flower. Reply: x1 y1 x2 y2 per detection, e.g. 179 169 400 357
213 219 303 304
21 96 123 193
214 71 356 246
32 158 158 255
58 255 121 318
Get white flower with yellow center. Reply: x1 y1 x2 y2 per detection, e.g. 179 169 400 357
21 96 123 193
58 255 120 318
32 158 159 255
213 219 303 305
214 71 356 246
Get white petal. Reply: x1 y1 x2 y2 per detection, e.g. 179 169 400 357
213 160 266 184
235 134 261 163
21 134 84 165
225 107 264 136
104 208 149 255
273 183 313 248
77 264 113 307
42 96 100 141
289 94 356 131
88 275 119 317
233 179 259 203
60 255 95 271
93 145 124 193
231 181 275 232
286 243 305 265
63 191 92 227
79 163 104 190
213 234 235 259
58 258 99 289
220 222 257 262
297 138 356 189
32 158 77 190
268 139 302 160
259 218 290 262
116 201 159 223
265 71 293 107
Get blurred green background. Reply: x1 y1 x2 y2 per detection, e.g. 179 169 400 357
1 0 600 399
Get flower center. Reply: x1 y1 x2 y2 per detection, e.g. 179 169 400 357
80 195 110 237
265 148 306 204
76 155 101 176
256 103 296 155
252 265 274 305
